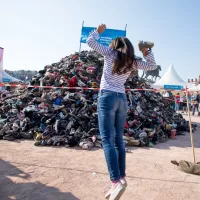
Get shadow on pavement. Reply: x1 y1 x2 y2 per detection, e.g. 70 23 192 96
0 159 80 200
6 160 200 186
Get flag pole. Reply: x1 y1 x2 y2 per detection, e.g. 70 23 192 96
0 47 4 84
125 24 127 36
79 21 84 52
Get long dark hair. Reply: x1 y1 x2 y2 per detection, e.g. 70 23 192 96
110 37 136 75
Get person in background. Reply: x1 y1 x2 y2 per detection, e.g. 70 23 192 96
181 92 191 112
175 93 180 112
183 92 191 113
192 91 200 116
166 91 173 109
179 95 183 110
87 24 157 200
168 91 173 97
182 93 188 113
191 92 196 111
191 92 195 103
188 92 192 111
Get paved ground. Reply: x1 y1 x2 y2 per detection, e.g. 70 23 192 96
1 115 200 200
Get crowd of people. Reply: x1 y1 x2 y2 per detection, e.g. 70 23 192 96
162 91 200 116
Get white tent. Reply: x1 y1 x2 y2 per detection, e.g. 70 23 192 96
153 65 192 89
0 48 22 83
2 70 22 83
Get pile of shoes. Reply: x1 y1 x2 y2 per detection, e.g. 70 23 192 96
123 91 197 147
30 51 104 89
0 51 196 149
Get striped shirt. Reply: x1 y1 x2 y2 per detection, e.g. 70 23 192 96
86 30 157 93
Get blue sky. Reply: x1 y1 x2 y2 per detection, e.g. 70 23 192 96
0 0 199 80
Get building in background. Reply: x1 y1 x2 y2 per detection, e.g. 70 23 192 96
188 75 200 85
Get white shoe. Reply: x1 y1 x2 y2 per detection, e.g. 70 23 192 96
109 182 125 200
105 188 112 199
105 179 127 199
120 178 127 187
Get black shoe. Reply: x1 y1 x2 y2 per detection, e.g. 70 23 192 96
3 135 15 141
20 131 34 139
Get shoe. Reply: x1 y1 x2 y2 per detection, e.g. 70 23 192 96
105 188 112 199
78 80 86 87
148 129 156 137
120 177 127 187
138 40 154 52
109 182 125 200
20 131 33 139
3 135 15 141
105 180 127 199
34 141 41 146
123 135 140 146
147 142 154 148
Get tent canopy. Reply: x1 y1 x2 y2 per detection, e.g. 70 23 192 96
2 70 22 83
153 65 192 89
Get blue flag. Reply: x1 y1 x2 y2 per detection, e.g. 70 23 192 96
80 27 126 46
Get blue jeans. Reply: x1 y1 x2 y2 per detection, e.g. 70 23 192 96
192 104 199 115
175 102 180 111
98 90 128 181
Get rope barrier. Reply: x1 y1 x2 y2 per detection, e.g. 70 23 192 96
0 83 191 104
0 83 188 92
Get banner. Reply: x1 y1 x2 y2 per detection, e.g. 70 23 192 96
80 27 126 46
0 48 3 83
164 85 183 90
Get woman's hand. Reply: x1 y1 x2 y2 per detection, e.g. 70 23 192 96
97 24 106 34
142 47 149 57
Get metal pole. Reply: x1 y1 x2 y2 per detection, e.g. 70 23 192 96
185 87 196 163
0 47 4 84
79 41 82 53
79 21 84 52
125 24 127 37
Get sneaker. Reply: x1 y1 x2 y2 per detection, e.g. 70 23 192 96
109 182 126 200
105 181 126 199
3 135 15 141
138 40 154 52
120 177 127 187
105 187 112 199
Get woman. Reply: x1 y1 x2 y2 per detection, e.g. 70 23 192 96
182 94 187 113
86 24 157 200
192 92 200 116
182 92 191 113
175 93 180 112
